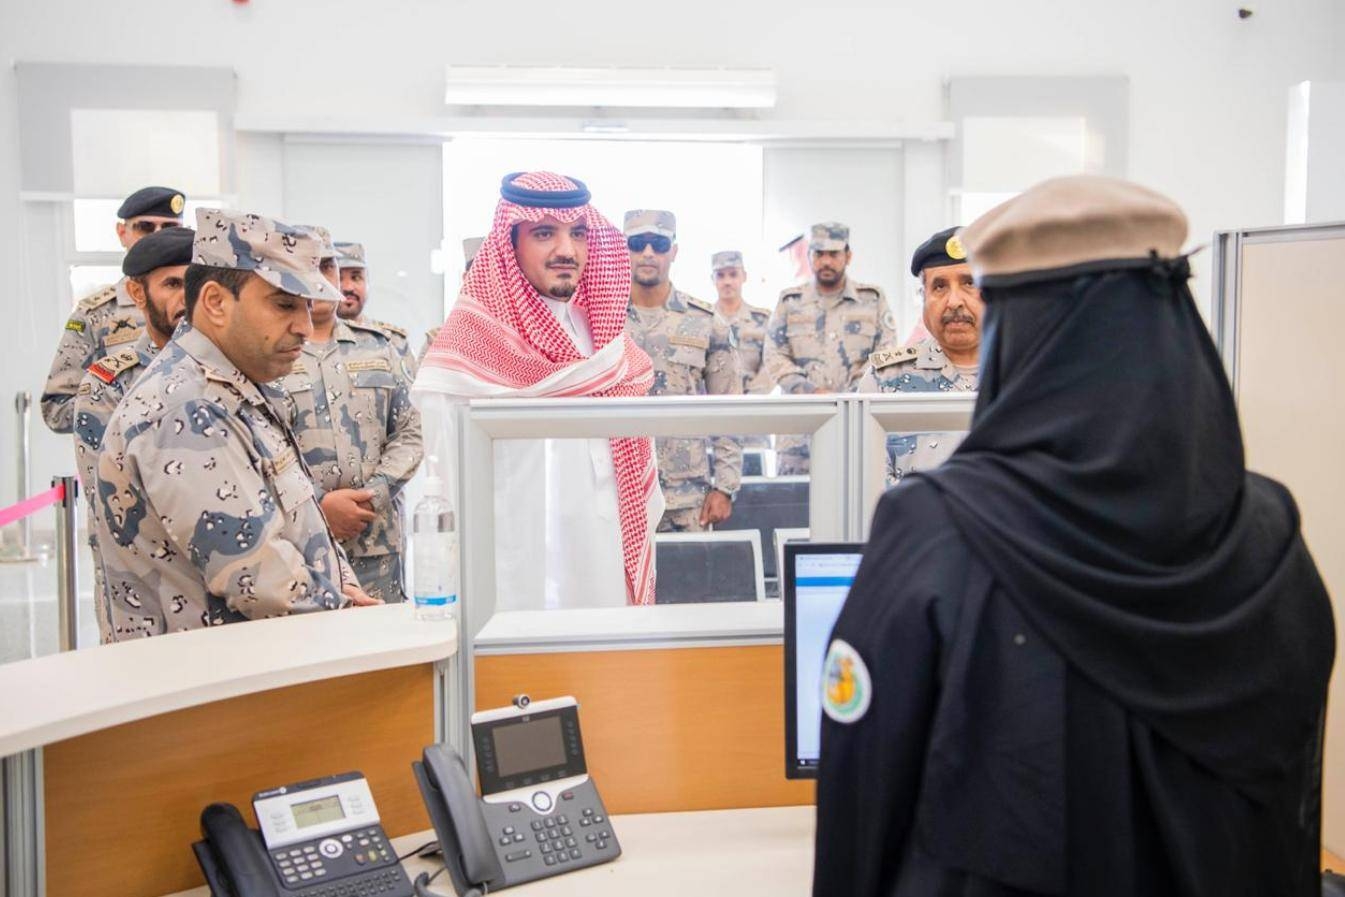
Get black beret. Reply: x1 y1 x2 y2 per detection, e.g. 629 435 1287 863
122 227 195 277
910 225 969 277
117 186 186 220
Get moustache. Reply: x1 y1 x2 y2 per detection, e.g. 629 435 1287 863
341 291 359 300
942 311 977 325
546 258 579 269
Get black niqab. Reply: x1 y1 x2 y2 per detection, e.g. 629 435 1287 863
921 261 1334 894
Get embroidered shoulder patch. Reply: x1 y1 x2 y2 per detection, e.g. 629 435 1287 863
869 346 919 371
822 639 872 725
347 358 392 373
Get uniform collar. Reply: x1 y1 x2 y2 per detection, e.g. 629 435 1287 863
114 277 137 308
809 277 857 308
915 336 976 384
665 286 688 312
133 332 161 363
174 327 272 408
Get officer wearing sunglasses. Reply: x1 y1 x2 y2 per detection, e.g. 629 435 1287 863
41 185 187 434
624 209 743 532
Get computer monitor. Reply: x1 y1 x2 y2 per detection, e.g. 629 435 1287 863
783 542 864 779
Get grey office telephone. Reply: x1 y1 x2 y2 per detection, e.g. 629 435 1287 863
192 771 414 897
411 695 620 896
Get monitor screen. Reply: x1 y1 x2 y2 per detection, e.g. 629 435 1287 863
783 542 863 778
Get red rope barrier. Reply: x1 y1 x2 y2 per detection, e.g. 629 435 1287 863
0 484 65 529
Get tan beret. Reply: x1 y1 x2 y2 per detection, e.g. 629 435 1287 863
959 175 1188 288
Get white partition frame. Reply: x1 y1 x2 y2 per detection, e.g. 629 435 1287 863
448 392 976 753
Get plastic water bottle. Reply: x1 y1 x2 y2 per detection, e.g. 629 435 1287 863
412 475 457 622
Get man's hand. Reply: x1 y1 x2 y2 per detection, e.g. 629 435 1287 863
699 490 733 527
320 489 377 541
343 583 383 607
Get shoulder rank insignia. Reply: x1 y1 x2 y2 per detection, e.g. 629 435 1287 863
346 319 391 341
749 306 771 322
87 348 140 384
854 281 884 298
75 285 118 312
869 346 919 371
369 318 408 339
684 296 715 314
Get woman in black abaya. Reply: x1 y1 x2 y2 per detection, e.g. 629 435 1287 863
812 177 1334 897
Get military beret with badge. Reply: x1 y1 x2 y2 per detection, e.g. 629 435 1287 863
117 185 187 221
910 225 968 277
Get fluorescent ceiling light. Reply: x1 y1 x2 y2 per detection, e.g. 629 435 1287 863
445 66 777 109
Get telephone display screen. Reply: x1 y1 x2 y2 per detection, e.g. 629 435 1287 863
290 795 346 829
493 715 567 777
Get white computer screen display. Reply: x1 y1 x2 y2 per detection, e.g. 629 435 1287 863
793 551 863 767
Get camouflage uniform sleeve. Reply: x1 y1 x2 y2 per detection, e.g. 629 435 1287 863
705 317 743 497
40 322 97 434
762 302 813 395
132 398 349 618
366 346 424 514
874 288 899 352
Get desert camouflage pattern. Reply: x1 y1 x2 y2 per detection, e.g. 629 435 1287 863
72 332 158 642
711 250 744 272
855 337 977 484
335 241 367 269
41 279 145 433
763 278 898 473
193 208 343 303
625 288 742 530
808 221 849 252
623 209 677 238
273 319 423 602
92 327 355 641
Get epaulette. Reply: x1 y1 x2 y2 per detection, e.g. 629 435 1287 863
684 295 715 314
75 284 118 313
853 280 884 298
368 318 408 339
778 284 806 301
748 305 771 321
869 346 920 371
346 319 393 341
87 348 142 384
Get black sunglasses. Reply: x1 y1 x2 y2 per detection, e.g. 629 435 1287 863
128 220 181 236
627 234 672 254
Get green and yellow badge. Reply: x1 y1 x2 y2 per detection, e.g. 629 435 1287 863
945 233 967 261
822 639 871 724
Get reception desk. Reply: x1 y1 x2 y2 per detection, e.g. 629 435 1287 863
0 605 457 897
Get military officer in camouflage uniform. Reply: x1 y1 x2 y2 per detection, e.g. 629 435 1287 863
710 250 773 394
334 241 415 363
91 209 377 641
277 228 423 602
41 186 186 434
73 226 194 642
857 226 982 484
623 210 743 531
762 222 898 474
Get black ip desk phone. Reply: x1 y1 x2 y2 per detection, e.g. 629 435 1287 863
193 696 617 897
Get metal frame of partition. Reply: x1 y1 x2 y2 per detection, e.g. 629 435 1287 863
447 392 976 752
1211 221 1345 390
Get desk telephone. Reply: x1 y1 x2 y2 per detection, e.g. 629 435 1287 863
411 695 620 895
194 695 618 897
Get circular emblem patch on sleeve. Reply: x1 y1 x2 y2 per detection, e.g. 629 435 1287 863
822 638 872 724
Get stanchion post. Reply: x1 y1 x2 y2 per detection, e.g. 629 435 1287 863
53 476 79 652
14 392 33 557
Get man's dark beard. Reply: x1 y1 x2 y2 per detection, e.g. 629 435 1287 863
547 282 577 299
145 297 178 341
337 294 363 319
816 267 842 285
632 269 663 288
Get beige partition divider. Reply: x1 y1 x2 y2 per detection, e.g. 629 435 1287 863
1229 225 1345 855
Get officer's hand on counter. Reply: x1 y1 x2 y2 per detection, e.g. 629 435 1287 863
700 490 733 527
343 583 383 607
321 489 378 541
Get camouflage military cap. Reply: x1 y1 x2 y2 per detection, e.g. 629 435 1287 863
193 208 344 303
809 222 849 252
335 241 367 270
298 225 337 260
711 250 744 272
623 209 677 239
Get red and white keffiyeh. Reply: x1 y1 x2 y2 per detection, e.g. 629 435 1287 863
416 172 659 605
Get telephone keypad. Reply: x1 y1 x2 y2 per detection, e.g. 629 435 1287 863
481 780 617 888
271 825 407 894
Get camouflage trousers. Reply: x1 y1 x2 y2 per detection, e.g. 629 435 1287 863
351 552 407 603
776 434 811 476
657 507 706 533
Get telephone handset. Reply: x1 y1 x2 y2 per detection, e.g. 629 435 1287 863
412 695 620 895
192 771 414 897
